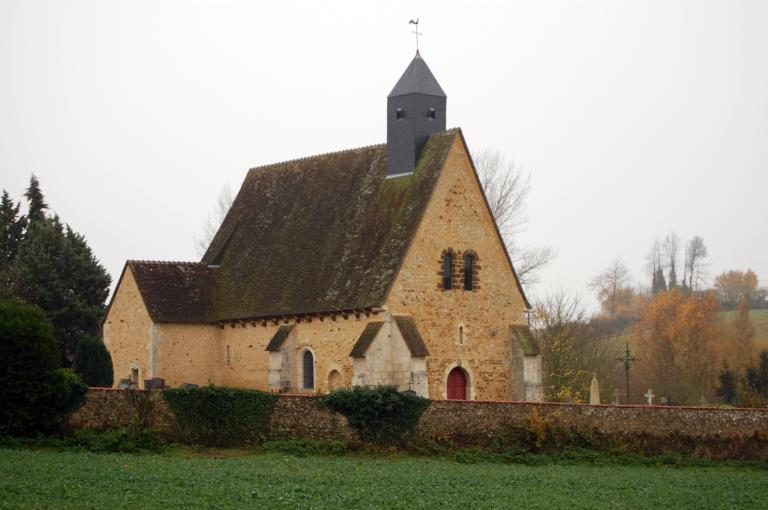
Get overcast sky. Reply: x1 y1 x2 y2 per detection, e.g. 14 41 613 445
1 0 766 308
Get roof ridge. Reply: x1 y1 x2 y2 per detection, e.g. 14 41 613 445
128 259 206 267
248 141 386 173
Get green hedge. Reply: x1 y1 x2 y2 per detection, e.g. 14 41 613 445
163 386 278 447
323 385 430 444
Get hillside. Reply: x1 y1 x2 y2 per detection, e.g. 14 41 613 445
721 308 768 352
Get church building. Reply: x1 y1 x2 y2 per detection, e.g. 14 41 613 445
103 51 543 401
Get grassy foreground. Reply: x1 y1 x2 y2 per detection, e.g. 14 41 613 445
2 449 768 509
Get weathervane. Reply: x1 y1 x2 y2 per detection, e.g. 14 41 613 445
409 18 422 52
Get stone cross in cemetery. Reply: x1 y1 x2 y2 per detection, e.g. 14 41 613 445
644 389 655 405
613 389 621 405
616 342 638 404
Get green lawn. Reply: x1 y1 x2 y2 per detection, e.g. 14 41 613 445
2 449 767 509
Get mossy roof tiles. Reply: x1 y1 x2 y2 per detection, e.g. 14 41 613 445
201 129 458 321
513 324 540 356
349 322 384 357
394 315 430 356
127 261 216 323
266 324 295 352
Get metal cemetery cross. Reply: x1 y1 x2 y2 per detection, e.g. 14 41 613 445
409 18 422 51
644 389 655 405
616 342 638 405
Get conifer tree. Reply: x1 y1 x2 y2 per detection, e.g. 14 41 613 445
14 216 111 365
24 175 48 224
715 363 737 404
0 191 27 295
72 335 114 387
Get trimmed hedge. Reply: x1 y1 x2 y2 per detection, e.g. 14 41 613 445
72 335 114 387
323 385 430 444
163 385 278 447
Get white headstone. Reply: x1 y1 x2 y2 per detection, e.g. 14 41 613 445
644 389 655 405
613 389 621 405
589 374 600 405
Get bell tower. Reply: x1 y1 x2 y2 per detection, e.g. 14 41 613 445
386 51 447 177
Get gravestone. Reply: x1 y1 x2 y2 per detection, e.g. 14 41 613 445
117 377 133 389
144 377 166 390
644 389 655 405
613 389 621 405
589 374 600 405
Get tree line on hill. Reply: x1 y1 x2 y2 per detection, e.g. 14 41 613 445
0 176 114 393
533 233 766 407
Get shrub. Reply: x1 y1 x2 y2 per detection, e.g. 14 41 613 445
322 386 430 445
72 335 114 387
0 298 86 436
163 385 278 447
71 427 166 453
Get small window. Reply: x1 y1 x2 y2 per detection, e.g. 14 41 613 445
428 107 436 120
302 350 314 389
443 252 453 290
464 253 475 290
396 108 405 120
458 325 465 345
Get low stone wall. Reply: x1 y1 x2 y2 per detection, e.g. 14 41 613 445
69 389 768 457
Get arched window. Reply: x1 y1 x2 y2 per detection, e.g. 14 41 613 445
302 350 314 389
464 253 475 290
443 251 453 290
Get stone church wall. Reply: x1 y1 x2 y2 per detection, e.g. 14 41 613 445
103 268 155 387
386 137 530 401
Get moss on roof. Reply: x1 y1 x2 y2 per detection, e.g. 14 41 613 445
349 322 384 357
202 129 459 320
128 261 216 323
513 325 540 356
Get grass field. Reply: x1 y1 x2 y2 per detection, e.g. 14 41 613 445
2 449 768 509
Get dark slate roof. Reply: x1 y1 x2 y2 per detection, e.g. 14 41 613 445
266 324 295 352
201 129 458 321
394 316 430 356
128 261 216 323
513 325 540 356
349 322 384 357
388 51 446 98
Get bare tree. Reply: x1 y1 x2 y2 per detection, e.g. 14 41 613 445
474 148 556 287
683 235 708 291
195 184 234 257
590 259 631 318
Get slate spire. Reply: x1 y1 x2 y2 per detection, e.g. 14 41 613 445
387 51 447 177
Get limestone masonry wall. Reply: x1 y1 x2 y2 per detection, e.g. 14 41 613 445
71 390 768 456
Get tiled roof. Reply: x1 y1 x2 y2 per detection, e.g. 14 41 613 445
513 325 540 356
266 324 295 352
128 261 216 323
394 316 430 356
201 129 458 320
349 322 384 357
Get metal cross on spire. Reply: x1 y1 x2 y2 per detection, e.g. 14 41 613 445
409 18 422 52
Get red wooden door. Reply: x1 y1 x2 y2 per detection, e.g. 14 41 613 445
447 367 467 400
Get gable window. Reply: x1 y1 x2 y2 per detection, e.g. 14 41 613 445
442 251 453 290
302 350 315 389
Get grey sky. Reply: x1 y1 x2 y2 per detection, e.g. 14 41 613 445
1 0 766 308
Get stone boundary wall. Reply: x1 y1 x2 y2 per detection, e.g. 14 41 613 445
70 389 768 454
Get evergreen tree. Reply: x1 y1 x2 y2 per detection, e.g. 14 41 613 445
72 335 114 387
0 298 87 435
668 265 677 289
0 191 27 295
14 216 111 365
24 174 48 224
654 267 667 294
715 363 737 404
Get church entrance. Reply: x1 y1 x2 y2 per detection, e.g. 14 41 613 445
447 367 467 400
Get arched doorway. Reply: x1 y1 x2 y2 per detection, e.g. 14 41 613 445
328 369 341 391
447 367 467 400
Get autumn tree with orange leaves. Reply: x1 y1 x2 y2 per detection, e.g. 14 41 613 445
634 288 721 405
